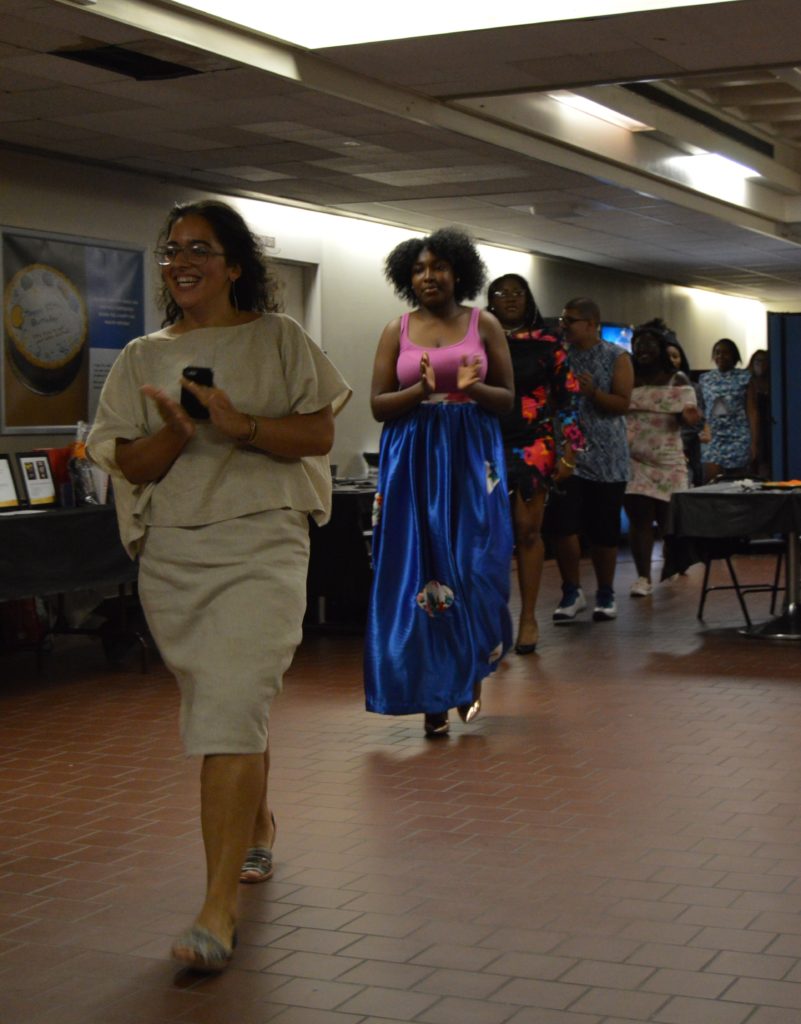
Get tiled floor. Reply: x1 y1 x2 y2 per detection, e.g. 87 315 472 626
1 550 801 1024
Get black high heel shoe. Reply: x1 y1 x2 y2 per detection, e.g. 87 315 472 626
515 623 539 656
424 711 449 737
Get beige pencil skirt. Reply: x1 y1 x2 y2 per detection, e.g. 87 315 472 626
137 508 310 756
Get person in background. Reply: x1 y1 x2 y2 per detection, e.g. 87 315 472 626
699 337 758 481
542 298 633 622
748 348 771 478
365 228 514 737
624 322 699 596
87 199 350 972
486 273 584 654
665 332 706 487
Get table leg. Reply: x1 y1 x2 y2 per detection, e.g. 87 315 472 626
744 532 801 640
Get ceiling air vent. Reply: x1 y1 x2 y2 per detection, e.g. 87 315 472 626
50 45 201 81
623 82 774 159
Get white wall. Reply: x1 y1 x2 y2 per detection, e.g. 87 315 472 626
0 148 768 472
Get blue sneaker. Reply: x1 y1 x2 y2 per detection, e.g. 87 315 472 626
553 585 587 622
593 589 617 621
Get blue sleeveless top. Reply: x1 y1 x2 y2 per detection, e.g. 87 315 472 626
568 340 630 483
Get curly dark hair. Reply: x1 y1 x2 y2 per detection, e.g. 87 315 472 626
384 227 487 305
486 274 544 331
157 199 278 326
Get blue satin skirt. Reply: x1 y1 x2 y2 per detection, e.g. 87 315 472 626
364 401 513 716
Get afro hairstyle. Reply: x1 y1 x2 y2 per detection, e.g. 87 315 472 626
384 227 487 305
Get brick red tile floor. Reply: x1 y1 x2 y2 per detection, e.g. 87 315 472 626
1 550 800 1024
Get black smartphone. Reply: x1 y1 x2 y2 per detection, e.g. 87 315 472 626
181 366 213 420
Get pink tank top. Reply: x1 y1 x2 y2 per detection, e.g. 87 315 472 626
396 307 488 394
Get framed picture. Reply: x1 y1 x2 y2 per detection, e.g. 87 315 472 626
14 451 56 507
2 226 145 434
0 453 21 511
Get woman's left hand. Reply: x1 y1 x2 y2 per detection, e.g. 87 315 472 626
457 355 483 392
180 376 251 441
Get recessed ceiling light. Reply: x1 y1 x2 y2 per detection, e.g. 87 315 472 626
548 92 653 131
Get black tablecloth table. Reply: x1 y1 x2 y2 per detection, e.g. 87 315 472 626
306 481 375 629
0 486 376 642
0 506 136 602
668 482 801 639
0 505 144 663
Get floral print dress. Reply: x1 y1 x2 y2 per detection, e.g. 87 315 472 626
500 328 585 499
626 383 697 502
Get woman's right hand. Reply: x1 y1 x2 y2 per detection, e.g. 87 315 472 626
420 352 436 396
141 385 196 442
115 385 196 484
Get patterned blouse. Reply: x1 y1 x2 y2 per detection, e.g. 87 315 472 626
499 327 585 499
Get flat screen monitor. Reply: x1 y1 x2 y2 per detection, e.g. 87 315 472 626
600 322 633 351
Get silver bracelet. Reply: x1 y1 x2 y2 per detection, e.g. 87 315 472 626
240 415 258 445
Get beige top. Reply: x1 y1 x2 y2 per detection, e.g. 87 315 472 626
87 313 351 557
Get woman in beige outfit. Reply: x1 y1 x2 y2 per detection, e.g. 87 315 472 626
88 200 350 971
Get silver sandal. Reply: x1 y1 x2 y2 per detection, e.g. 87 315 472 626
172 925 236 972
240 813 276 883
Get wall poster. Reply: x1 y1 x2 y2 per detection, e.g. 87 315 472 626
1 227 144 433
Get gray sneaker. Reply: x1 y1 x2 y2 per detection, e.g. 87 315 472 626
553 587 587 622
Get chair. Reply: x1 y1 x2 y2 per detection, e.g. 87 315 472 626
697 536 785 628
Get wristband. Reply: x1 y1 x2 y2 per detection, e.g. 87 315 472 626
560 456 576 470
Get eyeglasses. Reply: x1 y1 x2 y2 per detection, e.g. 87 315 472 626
558 315 588 326
492 289 525 299
154 243 226 266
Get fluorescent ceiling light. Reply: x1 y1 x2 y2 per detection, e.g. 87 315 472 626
167 0 741 49
669 153 761 181
548 91 652 131
666 152 761 206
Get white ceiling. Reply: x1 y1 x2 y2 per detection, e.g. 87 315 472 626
3 0 801 303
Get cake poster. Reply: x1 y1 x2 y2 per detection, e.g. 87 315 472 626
1 228 144 433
